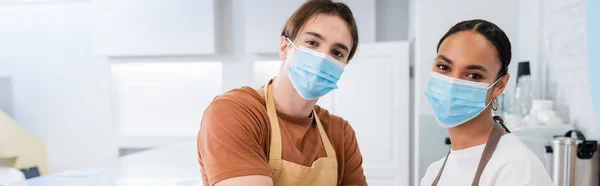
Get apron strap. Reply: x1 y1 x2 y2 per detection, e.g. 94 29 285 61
264 80 283 160
431 123 506 186
314 111 337 157
263 78 336 159
470 122 505 186
431 148 451 185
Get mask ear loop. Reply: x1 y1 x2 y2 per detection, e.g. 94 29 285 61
284 38 299 70
285 37 299 50
486 77 503 90
484 76 504 108
487 76 509 132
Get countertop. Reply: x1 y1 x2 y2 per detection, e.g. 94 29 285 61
10 141 202 186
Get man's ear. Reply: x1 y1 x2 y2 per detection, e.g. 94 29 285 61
279 36 290 61
494 73 511 98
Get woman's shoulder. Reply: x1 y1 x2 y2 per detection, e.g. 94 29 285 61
494 133 540 162
420 156 446 185
486 134 553 185
489 133 543 169
426 157 445 171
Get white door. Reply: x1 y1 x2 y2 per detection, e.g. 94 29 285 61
332 41 410 186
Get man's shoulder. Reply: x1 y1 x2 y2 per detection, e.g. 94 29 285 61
214 86 262 104
202 86 267 129
314 105 351 129
208 86 264 112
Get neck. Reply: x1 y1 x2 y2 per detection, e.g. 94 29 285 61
447 109 495 150
271 75 317 118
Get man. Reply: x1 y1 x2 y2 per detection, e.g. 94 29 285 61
197 1 366 185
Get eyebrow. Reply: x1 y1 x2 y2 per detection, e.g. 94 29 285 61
436 55 488 72
466 65 488 72
303 31 350 53
436 55 453 64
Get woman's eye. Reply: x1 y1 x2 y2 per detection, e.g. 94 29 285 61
306 40 318 46
437 64 449 71
332 50 344 58
467 73 482 79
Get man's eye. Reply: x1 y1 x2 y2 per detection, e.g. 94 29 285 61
332 50 344 58
467 73 482 79
437 65 449 71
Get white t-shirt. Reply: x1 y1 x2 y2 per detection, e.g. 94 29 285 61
420 133 553 186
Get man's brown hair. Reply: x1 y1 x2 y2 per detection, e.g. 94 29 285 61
281 0 359 60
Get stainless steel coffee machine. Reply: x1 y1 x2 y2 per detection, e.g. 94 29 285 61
549 130 598 186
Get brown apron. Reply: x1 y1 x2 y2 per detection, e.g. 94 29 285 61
263 80 338 186
431 122 507 186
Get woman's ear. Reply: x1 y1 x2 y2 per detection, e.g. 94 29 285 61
494 73 511 97
279 36 290 61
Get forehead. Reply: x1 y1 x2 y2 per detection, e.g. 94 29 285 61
299 14 353 48
438 31 499 69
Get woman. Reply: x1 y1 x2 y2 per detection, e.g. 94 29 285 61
197 1 367 186
420 19 553 186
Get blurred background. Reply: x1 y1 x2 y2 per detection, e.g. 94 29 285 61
0 0 598 185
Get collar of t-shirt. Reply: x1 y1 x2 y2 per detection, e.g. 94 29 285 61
447 140 487 161
276 109 314 125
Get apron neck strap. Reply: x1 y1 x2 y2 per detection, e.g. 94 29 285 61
470 122 505 185
264 79 283 160
314 110 337 157
431 122 506 186
263 79 336 160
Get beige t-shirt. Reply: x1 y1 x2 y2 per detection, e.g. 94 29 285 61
197 86 367 186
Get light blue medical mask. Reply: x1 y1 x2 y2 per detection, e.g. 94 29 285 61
424 72 502 128
285 38 345 100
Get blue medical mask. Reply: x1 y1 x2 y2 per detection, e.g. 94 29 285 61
424 72 502 128
285 38 345 100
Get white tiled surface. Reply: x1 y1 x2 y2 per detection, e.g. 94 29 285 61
542 0 599 139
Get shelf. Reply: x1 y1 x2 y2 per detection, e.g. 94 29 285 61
119 136 196 149
512 124 575 143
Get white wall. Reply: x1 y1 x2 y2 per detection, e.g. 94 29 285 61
0 77 14 117
0 2 117 172
242 0 376 54
376 0 408 41
539 1 600 185
407 0 416 40
111 62 223 138
93 0 216 56
542 0 599 138
590 0 600 132
516 0 544 99
412 0 519 184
